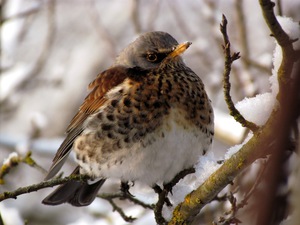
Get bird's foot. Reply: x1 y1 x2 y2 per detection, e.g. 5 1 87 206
120 181 135 198
153 184 172 207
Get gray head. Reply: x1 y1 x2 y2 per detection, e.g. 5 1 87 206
114 31 191 69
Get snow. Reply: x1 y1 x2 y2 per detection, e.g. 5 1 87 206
2 152 18 166
224 133 253 160
214 108 246 144
162 152 222 220
235 93 275 126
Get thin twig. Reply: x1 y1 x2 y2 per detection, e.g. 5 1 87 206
102 197 136 222
154 168 196 225
0 151 47 184
131 0 142 33
236 159 268 211
0 174 88 201
0 3 42 24
235 0 250 70
277 0 282 16
99 192 153 210
220 15 259 132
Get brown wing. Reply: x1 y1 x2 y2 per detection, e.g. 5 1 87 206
45 66 130 180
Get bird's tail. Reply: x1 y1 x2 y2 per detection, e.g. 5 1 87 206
42 167 105 206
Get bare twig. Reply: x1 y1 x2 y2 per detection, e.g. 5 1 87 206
0 151 47 184
0 3 42 24
277 0 283 16
102 197 136 222
18 0 56 90
131 0 142 33
99 192 153 210
236 159 268 211
235 0 250 70
220 15 259 132
154 168 196 225
0 174 88 201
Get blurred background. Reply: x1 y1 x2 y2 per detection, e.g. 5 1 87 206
1 0 299 224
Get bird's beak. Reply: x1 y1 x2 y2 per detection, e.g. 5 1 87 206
168 41 192 58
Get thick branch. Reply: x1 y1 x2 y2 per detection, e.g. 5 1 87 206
259 0 298 98
169 9 300 225
168 129 268 224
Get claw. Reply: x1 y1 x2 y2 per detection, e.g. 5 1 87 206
120 181 135 197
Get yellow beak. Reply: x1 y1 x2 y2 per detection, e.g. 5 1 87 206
168 41 192 58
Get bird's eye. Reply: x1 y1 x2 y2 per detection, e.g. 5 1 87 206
146 53 158 62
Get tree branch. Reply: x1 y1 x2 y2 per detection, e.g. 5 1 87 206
0 151 47 184
168 7 300 225
259 0 298 97
0 174 87 201
220 15 259 132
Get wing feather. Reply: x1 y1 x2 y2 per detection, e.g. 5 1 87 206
45 66 130 179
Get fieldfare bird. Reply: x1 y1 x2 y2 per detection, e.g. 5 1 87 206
42 31 214 206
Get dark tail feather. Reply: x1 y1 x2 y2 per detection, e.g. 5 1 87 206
42 168 106 206
68 179 106 206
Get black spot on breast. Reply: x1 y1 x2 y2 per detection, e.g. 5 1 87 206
118 127 129 135
133 117 139 124
97 113 103 120
107 114 115 121
124 137 130 143
123 120 130 128
111 100 118 107
107 132 115 139
140 112 148 118
134 103 141 110
144 101 150 109
166 79 172 92
102 123 114 131
88 150 95 157
123 107 133 114
153 112 162 119
123 97 131 107
116 140 122 148
153 101 162 108
118 117 130 128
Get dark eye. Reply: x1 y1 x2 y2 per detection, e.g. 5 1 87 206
146 53 158 62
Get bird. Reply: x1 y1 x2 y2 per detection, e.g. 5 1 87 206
42 31 214 207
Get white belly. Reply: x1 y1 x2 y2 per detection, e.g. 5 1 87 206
76 109 211 185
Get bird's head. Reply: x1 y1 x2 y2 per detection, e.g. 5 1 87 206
114 31 191 70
